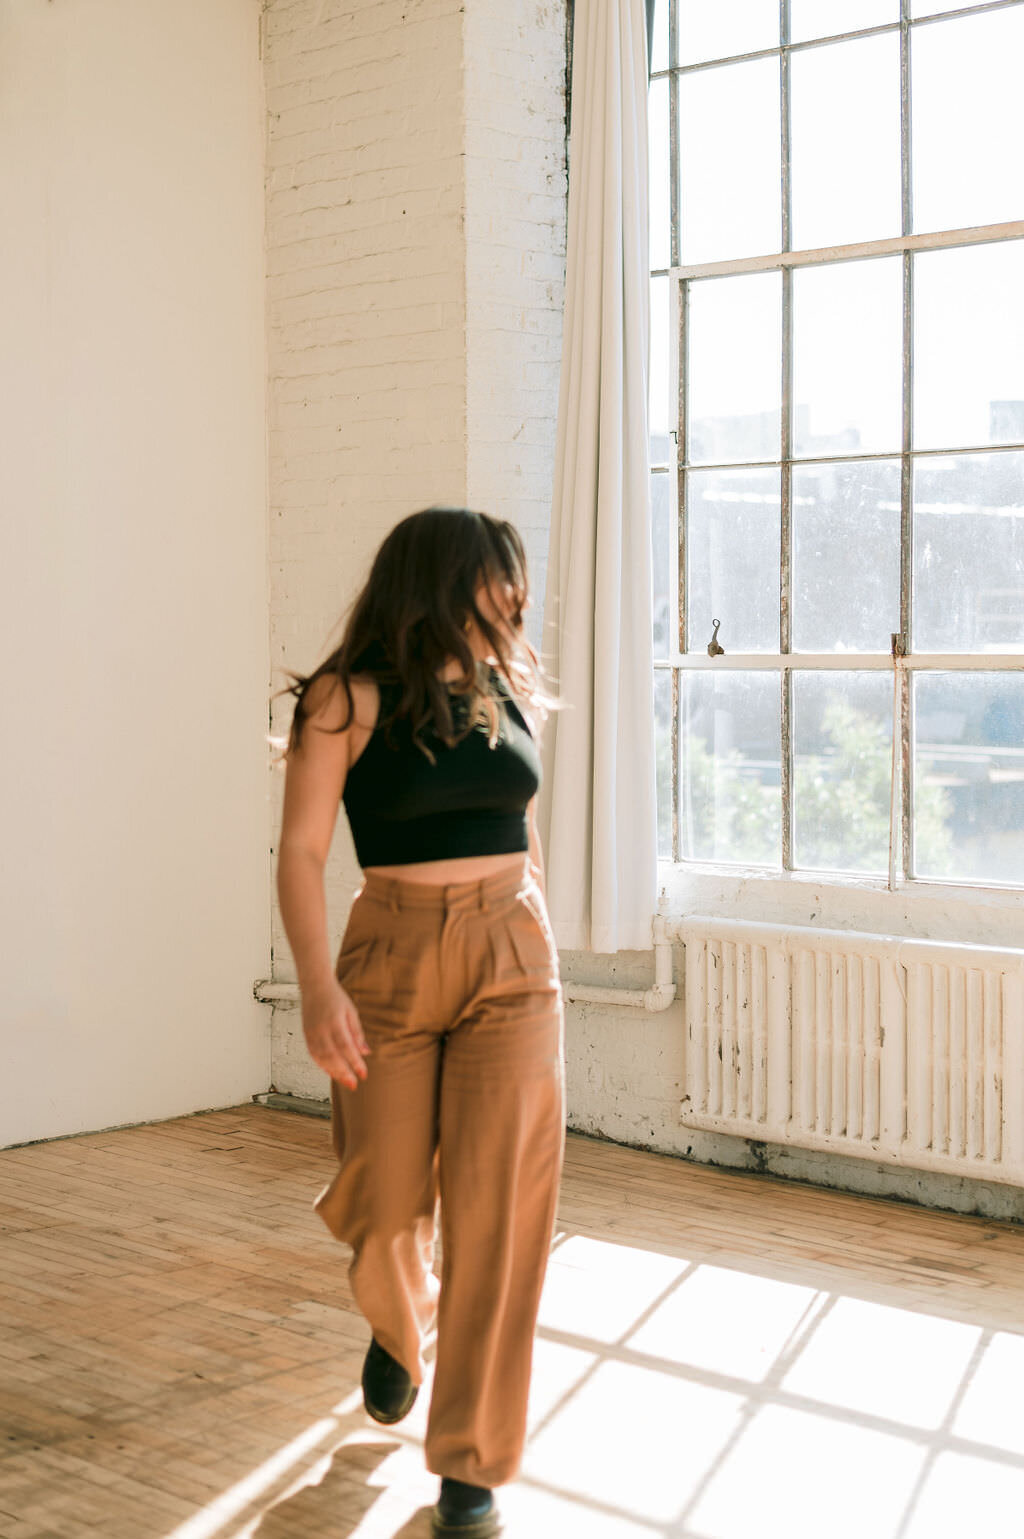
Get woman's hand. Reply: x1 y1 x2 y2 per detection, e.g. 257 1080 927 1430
301 979 371 1090
277 674 381 1092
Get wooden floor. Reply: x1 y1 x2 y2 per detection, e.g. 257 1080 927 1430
1 1108 1022 1539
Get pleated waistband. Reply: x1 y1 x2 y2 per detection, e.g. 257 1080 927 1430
357 855 533 913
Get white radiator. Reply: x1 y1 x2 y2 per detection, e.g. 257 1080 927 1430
681 917 1024 1185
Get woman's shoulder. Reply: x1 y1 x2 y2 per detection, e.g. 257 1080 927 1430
302 672 381 736
348 673 383 725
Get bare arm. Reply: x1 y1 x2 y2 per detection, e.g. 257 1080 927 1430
526 795 545 897
276 676 376 1088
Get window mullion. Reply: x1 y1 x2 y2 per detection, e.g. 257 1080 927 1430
781 274 793 872
901 251 914 882
662 655 1024 671
780 0 793 872
900 0 914 880
900 0 913 240
669 0 680 270
673 0 683 873
671 0 681 861
670 667 680 862
669 218 1024 282
677 278 688 659
780 0 791 255
901 663 914 883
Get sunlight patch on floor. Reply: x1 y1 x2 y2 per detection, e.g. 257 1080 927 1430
237 1240 1024 1539
535 1234 692 1344
951 1329 1024 1455
778 1295 982 1426
902 1451 1024 1539
155 1231 1024 1539
625 1263 823 1380
518 1236 1024 1539
686 1403 925 1539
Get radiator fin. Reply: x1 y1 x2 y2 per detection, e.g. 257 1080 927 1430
681 921 1024 1186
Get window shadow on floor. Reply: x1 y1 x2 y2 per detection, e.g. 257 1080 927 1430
253 1434 434 1539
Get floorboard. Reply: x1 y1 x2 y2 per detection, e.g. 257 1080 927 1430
1 1106 1022 1538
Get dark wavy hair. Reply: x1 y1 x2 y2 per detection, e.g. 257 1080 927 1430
281 506 553 761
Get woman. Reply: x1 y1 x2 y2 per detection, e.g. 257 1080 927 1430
276 507 565 1538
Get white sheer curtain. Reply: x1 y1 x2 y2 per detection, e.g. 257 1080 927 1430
538 0 655 954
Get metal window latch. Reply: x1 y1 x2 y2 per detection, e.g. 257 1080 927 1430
707 619 725 657
891 631 907 660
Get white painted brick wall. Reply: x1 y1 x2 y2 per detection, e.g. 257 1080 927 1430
464 0 567 653
264 0 567 1099
262 3 1022 1226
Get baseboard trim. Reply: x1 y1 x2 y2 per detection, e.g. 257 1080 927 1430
254 1092 331 1119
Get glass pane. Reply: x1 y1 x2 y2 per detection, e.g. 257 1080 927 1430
687 271 782 464
792 257 903 457
651 0 669 71
652 472 674 659
678 58 781 265
913 452 1024 653
914 242 1024 451
686 468 781 652
913 8 1024 236
911 0 1010 16
914 673 1024 884
650 275 672 464
649 78 671 271
791 33 901 251
678 0 778 65
793 673 894 874
680 672 782 865
655 668 673 858
790 0 896 44
793 460 902 652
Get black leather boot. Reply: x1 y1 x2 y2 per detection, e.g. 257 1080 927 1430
361 1337 418 1425
431 1477 501 1537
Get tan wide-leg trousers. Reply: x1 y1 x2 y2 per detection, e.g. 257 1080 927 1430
314 857 566 1489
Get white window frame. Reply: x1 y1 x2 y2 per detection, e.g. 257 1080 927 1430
652 0 1024 911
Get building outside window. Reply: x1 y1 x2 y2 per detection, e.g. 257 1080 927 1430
649 0 1024 889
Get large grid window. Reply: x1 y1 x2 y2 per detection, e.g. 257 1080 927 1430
650 0 1024 887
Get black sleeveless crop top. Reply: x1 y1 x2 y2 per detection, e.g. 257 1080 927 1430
342 667 542 867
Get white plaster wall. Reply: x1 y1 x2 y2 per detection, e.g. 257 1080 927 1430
0 0 271 1146
264 0 567 1100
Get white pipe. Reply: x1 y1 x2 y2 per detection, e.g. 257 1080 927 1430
254 980 299 1003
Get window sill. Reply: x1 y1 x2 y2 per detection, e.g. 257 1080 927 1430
656 859 1024 950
